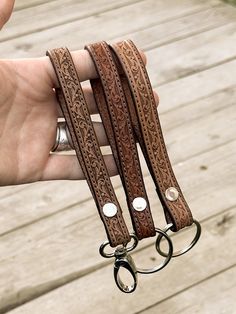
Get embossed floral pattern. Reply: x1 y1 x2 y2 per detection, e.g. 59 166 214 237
112 40 193 231
47 48 130 247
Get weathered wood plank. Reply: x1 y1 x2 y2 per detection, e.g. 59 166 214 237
147 22 236 85
157 59 236 111
0 185 27 199
4 0 141 42
140 266 236 314
160 86 236 131
0 0 220 58
0 85 235 234
14 0 56 11
6 205 236 314
121 4 236 50
166 103 235 163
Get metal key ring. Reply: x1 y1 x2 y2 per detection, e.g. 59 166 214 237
155 219 201 258
136 228 173 274
99 234 139 258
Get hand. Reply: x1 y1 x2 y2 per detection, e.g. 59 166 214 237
0 0 15 29
0 51 158 186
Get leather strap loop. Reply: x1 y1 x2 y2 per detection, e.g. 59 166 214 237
85 41 156 240
46 47 131 247
110 40 193 231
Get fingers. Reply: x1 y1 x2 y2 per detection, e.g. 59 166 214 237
90 122 108 146
0 0 15 29
153 90 159 107
41 154 118 181
43 48 147 88
57 85 159 117
51 121 108 149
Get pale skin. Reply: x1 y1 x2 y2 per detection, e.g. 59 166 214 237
0 0 158 186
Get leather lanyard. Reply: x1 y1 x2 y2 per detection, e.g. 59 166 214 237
46 47 131 248
110 40 193 232
85 41 156 240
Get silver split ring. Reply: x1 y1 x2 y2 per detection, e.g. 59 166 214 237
51 121 74 152
136 228 173 274
155 219 201 258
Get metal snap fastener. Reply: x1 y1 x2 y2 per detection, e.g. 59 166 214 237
132 197 147 211
102 203 118 217
165 187 179 201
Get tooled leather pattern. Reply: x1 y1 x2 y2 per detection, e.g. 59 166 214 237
47 48 130 247
111 40 193 231
92 79 121 173
86 42 156 239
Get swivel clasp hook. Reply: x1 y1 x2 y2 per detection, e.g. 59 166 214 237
113 245 138 293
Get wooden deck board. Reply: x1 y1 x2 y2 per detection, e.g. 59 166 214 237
147 22 236 85
14 0 56 11
118 4 236 50
1 0 141 42
0 0 220 58
141 265 236 314
0 0 236 312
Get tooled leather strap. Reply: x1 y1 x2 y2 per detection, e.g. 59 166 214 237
46 47 130 247
110 40 193 231
85 41 156 240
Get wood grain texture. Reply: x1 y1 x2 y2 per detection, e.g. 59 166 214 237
140 266 236 314
0 0 220 58
122 5 236 50
4 0 141 42
157 59 236 111
0 0 236 312
6 206 236 314
0 138 236 312
147 22 236 85
14 0 56 11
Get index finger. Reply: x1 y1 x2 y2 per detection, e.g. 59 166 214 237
43 48 147 88
0 0 15 29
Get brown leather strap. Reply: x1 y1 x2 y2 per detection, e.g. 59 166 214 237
46 47 130 247
85 41 156 240
110 40 193 231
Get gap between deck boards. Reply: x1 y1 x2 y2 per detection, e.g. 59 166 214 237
135 263 236 314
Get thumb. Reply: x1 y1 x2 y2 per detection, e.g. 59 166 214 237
0 0 15 29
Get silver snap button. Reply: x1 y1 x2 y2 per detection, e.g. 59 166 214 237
132 197 147 211
102 203 118 217
165 187 179 202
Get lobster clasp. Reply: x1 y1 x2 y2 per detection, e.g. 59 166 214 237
113 245 138 293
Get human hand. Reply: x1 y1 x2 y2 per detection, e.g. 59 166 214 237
0 0 15 29
0 51 158 186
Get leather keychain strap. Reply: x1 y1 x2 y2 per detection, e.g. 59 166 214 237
85 41 156 240
46 47 131 247
110 40 193 231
